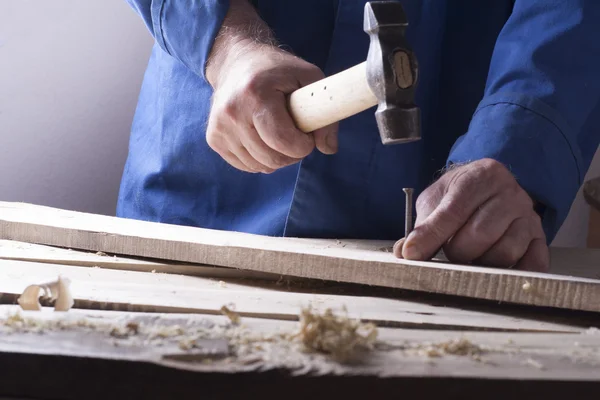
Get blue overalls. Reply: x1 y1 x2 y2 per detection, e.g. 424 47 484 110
118 0 600 242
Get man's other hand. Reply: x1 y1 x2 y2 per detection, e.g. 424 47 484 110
393 159 549 272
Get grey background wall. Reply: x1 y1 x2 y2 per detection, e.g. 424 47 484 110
0 0 598 247
0 0 153 215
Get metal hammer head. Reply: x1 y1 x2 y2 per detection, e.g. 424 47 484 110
364 2 421 145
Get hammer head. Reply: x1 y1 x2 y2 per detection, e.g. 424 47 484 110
364 2 421 145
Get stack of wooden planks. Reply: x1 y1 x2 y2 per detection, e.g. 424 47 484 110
1 202 600 399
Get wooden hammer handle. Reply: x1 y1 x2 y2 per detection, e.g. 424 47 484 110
288 62 377 133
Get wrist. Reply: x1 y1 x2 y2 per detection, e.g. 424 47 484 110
206 0 277 88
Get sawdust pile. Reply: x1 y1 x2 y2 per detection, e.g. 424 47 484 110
295 307 378 363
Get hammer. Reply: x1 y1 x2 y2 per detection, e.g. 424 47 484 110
288 1 421 144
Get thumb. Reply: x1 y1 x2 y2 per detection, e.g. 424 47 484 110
313 122 339 154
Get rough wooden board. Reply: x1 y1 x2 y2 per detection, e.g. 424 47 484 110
1 306 600 382
4 239 596 280
0 240 278 280
1 202 600 312
1 259 590 332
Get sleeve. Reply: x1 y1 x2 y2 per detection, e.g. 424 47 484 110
447 0 600 242
125 0 230 80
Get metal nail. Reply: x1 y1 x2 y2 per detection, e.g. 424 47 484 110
402 188 414 238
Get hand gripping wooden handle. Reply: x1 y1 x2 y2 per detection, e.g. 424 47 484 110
287 62 377 132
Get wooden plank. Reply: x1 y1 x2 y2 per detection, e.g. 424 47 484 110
0 259 590 333
1 202 600 312
1 306 600 384
0 240 278 280
5 239 596 280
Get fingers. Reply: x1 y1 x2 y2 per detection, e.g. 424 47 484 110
515 238 550 272
444 189 533 263
240 126 301 170
403 160 516 261
393 238 405 258
313 122 339 155
476 215 545 269
403 196 474 261
253 95 316 159
220 149 260 174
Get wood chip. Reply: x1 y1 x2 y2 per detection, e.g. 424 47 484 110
220 305 240 325
17 276 74 312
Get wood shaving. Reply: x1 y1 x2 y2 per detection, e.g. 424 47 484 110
110 321 140 338
95 251 108 256
178 337 196 350
411 338 484 359
17 276 74 312
523 357 544 370
522 281 532 292
220 305 240 325
294 307 378 363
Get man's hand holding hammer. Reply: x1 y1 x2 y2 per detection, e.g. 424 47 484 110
205 0 338 174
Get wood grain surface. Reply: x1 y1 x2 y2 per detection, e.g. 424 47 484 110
1 202 600 312
2 259 592 332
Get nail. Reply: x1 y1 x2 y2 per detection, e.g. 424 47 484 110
402 188 414 238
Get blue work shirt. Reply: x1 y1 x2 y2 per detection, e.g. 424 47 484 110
118 0 600 242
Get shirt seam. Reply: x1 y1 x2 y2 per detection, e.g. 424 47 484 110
473 99 582 186
152 0 171 56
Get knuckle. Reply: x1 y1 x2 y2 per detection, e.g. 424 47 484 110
241 74 266 99
219 100 238 119
304 64 326 81
415 193 427 212
415 185 440 213
530 212 543 227
477 158 503 172
470 158 498 179
205 131 222 151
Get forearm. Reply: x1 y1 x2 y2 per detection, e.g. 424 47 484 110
206 0 278 88
447 0 600 241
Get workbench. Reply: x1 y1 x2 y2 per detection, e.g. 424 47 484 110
1 202 600 399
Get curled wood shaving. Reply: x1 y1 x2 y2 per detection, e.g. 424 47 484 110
295 307 378 363
17 276 74 312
